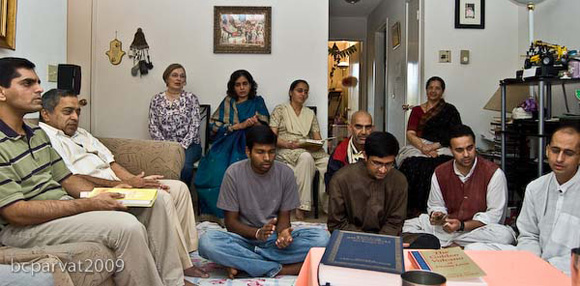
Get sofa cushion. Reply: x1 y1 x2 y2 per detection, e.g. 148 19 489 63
0 242 115 286
98 137 185 180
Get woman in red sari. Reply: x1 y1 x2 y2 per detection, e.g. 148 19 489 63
397 76 462 217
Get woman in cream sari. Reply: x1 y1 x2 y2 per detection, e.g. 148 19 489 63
270 80 329 220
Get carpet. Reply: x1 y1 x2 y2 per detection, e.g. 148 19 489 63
185 221 327 286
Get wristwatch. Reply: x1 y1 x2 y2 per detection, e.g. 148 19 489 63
459 221 465 231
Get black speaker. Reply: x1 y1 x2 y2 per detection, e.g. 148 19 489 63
57 64 81 95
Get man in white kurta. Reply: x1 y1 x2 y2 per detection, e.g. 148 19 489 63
38 89 207 278
403 125 515 247
470 125 580 275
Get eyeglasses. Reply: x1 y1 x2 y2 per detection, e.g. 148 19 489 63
170 73 186 79
549 146 578 157
369 159 395 170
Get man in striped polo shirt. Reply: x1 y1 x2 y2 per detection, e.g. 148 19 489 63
0 57 193 286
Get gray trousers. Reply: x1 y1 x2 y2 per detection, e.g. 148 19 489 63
0 191 184 286
403 213 516 247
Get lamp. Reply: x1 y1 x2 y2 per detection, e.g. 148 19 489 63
511 0 546 45
510 0 548 99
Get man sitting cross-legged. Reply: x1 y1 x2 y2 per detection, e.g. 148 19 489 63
38 88 207 278
0 57 194 286
403 124 515 248
198 125 329 278
467 125 580 275
328 131 439 249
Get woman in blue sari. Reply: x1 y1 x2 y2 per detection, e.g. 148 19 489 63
195 70 269 217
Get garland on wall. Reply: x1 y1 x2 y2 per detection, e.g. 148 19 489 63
328 43 357 78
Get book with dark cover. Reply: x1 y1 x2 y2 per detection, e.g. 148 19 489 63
321 230 404 273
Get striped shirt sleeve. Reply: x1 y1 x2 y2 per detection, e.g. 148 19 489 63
0 163 25 209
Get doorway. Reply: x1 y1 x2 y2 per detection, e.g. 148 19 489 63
327 40 362 152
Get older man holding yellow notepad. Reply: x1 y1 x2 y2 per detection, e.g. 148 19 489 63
39 88 207 278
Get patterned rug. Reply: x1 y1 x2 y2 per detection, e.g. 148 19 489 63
185 221 327 286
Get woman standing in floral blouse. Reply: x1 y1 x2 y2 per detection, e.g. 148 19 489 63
149 63 202 186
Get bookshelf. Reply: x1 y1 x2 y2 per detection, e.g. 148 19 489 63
499 77 580 176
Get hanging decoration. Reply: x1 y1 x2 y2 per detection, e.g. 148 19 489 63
129 27 153 77
328 43 357 78
105 31 126 65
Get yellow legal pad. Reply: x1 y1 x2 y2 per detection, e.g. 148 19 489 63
85 188 158 207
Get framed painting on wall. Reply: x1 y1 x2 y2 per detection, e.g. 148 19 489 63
391 21 401 49
214 6 271 54
455 0 485 29
0 0 16 50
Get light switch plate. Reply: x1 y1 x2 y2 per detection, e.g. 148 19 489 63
48 65 58 82
439 50 451 63
460 50 470 64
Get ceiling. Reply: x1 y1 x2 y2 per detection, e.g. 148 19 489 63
329 0 384 18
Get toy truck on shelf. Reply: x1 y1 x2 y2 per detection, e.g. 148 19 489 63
524 40 568 69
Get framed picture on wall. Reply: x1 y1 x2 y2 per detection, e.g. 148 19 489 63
455 0 485 29
0 0 16 50
213 6 271 54
391 21 401 49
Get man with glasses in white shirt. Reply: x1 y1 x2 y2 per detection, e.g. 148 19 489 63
515 125 580 275
466 125 580 275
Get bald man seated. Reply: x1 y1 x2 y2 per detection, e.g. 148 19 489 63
325 111 374 187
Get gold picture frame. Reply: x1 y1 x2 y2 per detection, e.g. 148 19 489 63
0 0 16 50
214 6 271 54
391 21 401 50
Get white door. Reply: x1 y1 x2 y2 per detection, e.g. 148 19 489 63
372 26 387 131
385 0 421 145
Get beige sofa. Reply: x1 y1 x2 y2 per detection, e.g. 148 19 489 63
0 137 186 286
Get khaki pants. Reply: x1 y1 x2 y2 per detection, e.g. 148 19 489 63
0 191 185 286
286 152 329 212
160 179 198 269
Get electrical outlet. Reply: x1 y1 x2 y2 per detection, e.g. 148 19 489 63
439 50 451 63
48 65 58 82
460 50 470 64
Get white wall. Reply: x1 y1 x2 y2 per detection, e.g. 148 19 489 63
76 0 328 140
424 0 520 148
0 0 67 95
330 17 367 41
519 0 580 116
